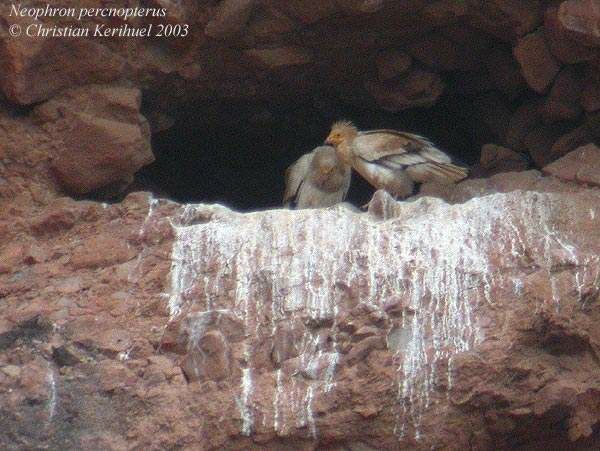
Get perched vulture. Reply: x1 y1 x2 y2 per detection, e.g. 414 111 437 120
324 121 468 198
283 146 351 209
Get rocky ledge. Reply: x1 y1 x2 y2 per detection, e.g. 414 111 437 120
1 164 600 450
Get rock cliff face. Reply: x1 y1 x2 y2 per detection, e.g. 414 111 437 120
2 168 600 449
2 1 600 450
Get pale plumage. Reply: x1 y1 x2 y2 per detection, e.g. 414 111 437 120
325 121 468 198
283 146 351 209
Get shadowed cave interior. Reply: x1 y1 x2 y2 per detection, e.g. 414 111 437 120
137 75 526 211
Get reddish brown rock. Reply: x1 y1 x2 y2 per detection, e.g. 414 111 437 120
375 49 412 80
71 320 134 357
337 0 386 15
247 7 296 37
420 0 469 25
550 114 600 159
365 69 444 111
18 358 53 404
271 321 305 365
524 123 574 167
98 360 136 392
29 200 78 237
476 143 528 176
0 110 62 210
28 197 105 237
0 243 27 274
33 84 153 195
406 34 480 71
1 179 600 449
280 0 338 24
468 0 543 40
558 0 600 46
581 75 600 112
505 100 543 151
542 67 584 121
69 234 136 270
544 7 597 63
244 47 313 68
204 0 256 39
0 36 124 105
543 143 600 186
182 330 232 382
514 31 561 93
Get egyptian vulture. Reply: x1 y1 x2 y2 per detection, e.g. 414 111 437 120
283 145 351 209
324 121 468 198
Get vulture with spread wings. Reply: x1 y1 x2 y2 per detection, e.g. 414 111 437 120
325 121 468 198
283 145 351 209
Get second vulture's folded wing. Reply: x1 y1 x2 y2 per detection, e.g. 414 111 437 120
354 130 468 184
283 152 312 206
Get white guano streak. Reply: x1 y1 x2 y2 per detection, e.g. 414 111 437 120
166 192 591 441
241 368 253 436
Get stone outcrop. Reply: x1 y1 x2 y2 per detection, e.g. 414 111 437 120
474 143 529 177
558 0 600 45
2 150 600 449
0 107 59 207
543 143 600 186
32 84 153 195
514 31 561 94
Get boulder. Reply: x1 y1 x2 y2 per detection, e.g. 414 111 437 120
514 31 561 93
524 123 574 167
0 14 124 105
205 0 256 39
543 143 600 186
505 100 543 151
542 67 584 121
550 114 600 159
581 74 600 112
33 85 153 195
544 7 597 63
477 143 529 175
375 49 412 80
244 47 313 68
365 69 444 111
558 0 600 46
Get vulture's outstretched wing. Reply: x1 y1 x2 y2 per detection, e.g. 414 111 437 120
354 129 468 183
283 152 312 206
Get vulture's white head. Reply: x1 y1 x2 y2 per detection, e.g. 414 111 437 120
325 120 358 146
324 120 358 165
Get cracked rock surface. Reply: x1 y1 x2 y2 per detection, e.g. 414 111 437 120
2 165 600 449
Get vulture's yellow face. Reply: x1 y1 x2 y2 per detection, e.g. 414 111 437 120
325 121 357 148
324 121 357 166
324 130 344 147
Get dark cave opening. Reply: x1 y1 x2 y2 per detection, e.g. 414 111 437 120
137 79 506 211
